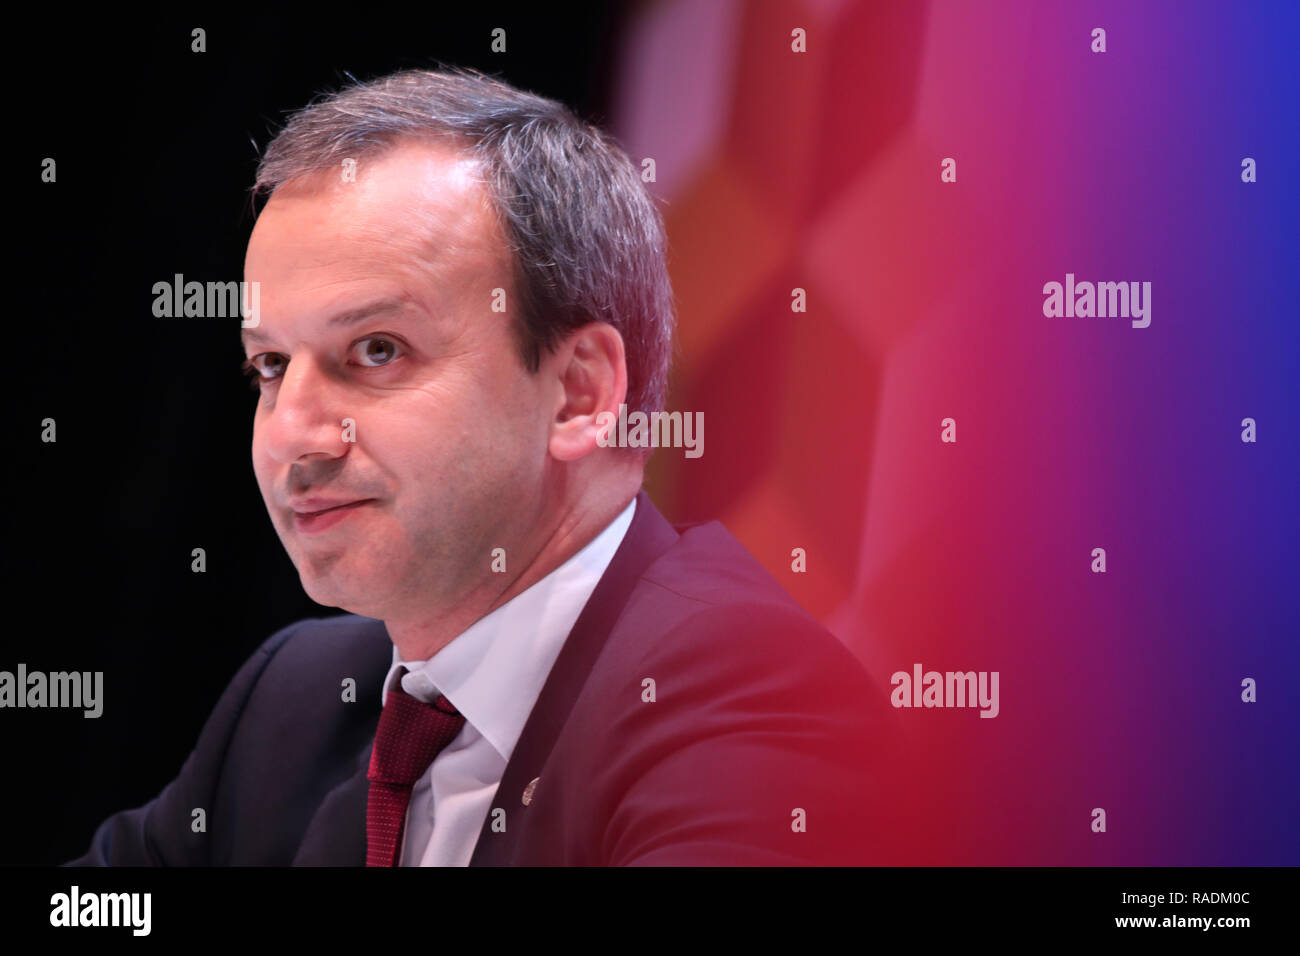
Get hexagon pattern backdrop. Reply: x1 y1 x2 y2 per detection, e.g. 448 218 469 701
614 0 1299 864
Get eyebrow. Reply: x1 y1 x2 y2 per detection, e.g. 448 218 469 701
240 297 415 350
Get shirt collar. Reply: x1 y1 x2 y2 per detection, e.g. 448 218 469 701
380 496 637 762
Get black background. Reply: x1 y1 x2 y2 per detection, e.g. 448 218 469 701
8 3 636 866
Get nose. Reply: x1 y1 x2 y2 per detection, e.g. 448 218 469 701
255 354 354 466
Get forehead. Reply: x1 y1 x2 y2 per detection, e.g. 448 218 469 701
244 139 511 307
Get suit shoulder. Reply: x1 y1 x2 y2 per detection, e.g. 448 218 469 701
250 613 393 693
614 520 883 709
632 518 841 659
260 613 391 665
637 518 803 616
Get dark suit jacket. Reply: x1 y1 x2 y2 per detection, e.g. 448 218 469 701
67 489 902 866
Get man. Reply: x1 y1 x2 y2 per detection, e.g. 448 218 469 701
68 67 900 866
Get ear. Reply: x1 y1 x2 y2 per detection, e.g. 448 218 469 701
547 322 627 462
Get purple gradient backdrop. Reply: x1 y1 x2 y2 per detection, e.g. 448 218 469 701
611 0 1299 863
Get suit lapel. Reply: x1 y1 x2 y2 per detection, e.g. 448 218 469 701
468 489 679 865
292 740 374 866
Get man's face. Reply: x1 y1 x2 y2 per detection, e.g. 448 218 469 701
243 141 553 619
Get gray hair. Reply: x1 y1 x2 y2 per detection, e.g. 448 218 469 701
252 66 675 421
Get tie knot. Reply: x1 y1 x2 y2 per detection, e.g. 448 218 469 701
367 684 466 787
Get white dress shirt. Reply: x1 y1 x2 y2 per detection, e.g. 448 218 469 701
378 496 637 866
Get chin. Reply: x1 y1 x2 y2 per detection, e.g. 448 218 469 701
297 565 352 607
301 570 382 617
300 581 344 610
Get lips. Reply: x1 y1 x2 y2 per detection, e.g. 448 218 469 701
289 497 372 516
290 498 376 534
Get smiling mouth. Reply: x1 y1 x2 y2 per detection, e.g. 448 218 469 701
292 499 376 533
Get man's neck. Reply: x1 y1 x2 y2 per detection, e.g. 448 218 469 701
383 484 638 662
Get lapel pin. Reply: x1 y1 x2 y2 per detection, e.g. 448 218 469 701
521 776 540 806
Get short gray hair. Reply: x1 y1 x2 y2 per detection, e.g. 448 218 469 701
252 66 675 419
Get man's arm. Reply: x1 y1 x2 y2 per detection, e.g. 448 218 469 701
63 620 308 866
600 604 903 866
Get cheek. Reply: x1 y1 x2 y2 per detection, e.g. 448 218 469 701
249 430 279 504
401 367 520 448
383 395 537 504
491 352 551 433
249 430 268 479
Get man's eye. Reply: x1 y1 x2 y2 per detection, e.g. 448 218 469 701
241 354 286 390
353 336 403 367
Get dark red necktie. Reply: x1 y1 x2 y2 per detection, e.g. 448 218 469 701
366 673 466 867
